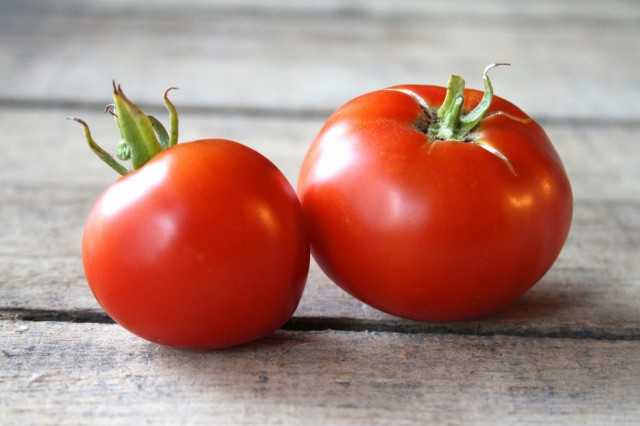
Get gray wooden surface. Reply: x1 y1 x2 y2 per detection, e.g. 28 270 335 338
1 0 639 424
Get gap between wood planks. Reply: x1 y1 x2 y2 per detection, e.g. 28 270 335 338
2 308 639 341
1 97 640 129
0 97 331 121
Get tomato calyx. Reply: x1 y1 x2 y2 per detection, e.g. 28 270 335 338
68 82 179 175
387 64 517 175
426 63 510 142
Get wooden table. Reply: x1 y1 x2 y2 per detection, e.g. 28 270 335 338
2 1 639 424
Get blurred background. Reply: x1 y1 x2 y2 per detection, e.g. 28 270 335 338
2 0 637 118
2 0 638 195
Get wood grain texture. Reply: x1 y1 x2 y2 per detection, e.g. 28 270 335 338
2 321 639 425
1 193 638 339
1 108 638 197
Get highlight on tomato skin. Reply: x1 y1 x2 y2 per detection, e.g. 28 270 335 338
72 84 310 350
297 65 573 322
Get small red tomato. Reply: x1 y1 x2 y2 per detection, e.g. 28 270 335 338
74 84 309 349
298 65 572 322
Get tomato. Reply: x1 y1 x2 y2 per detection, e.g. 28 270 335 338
297 65 572 321
74 84 309 349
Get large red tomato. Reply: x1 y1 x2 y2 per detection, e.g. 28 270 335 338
76 85 309 349
298 66 572 321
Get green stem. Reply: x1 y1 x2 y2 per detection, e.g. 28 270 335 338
67 118 129 175
437 74 465 119
148 116 171 149
428 63 509 141
438 96 464 140
164 87 179 147
112 82 162 170
70 83 180 175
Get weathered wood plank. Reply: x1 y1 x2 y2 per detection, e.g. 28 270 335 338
1 320 639 425
1 108 639 200
1 183 638 338
0 108 318 188
0 0 638 120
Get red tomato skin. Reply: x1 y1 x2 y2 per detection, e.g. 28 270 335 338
298 86 573 321
82 139 309 349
